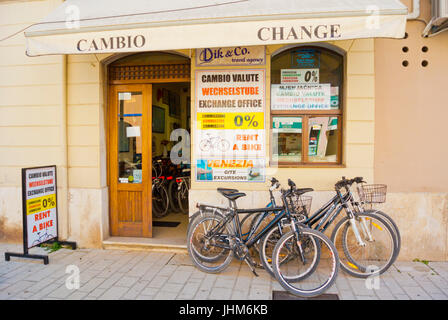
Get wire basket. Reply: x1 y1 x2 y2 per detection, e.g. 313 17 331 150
358 184 387 204
288 192 312 221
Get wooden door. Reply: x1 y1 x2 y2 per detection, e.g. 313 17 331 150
109 84 152 237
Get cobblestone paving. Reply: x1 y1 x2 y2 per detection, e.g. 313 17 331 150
0 244 447 300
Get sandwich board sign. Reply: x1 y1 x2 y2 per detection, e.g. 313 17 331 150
4 165 76 264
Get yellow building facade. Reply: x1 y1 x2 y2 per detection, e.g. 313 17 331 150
0 0 446 260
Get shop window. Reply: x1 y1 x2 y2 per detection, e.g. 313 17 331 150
270 46 343 166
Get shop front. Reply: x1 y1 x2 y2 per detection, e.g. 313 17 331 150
6 0 435 255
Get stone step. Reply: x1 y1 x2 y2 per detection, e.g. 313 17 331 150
102 237 187 254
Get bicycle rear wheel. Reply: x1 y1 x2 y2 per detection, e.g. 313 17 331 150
331 212 398 278
187 212 233 273
259 223 288 278
177 180 189 214
167 179 180 212
272 228 339 298
152 184 169 218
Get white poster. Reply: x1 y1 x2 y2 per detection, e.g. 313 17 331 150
281 69 319 84
196 69 265 113
271 84 331 110
24 166 58 248
195 70 266 182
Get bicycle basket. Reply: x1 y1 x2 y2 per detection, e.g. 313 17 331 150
358 184 387 204
288 192 312 221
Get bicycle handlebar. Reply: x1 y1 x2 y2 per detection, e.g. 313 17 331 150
288 179 296 189
334 176 366 190
269 177 280 191
352 176 365 184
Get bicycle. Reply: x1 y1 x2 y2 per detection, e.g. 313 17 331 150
187 182 339 297
330 177 401 278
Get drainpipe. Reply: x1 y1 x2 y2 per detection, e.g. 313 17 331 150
407 0 421 20
60 54 70 241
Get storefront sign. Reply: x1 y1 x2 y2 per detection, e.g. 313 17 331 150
26 13 407 57
257 24 341 42
271 84 331 110
196 159 265 182
195 69 265 182
23 166 58 249
196 46 265 66
76 34 147 52
281 69 319 84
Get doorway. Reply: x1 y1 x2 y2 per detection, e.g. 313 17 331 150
107 52 191 240
150 82 191 243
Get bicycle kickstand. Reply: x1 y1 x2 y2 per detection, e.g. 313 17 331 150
244 256 259 277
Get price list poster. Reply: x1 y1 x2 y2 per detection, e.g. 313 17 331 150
195 69 266 182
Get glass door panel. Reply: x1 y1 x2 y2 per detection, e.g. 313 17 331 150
118 92 143 184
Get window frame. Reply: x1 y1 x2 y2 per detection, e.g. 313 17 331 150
269 45 345 168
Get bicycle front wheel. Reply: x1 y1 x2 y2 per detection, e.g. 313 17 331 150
331 212 398 278
364 209 401 260
272 228 339 298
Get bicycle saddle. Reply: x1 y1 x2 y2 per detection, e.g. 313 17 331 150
217 188 246 201
295 188 314 195
220 192 247 201
217 188 239 195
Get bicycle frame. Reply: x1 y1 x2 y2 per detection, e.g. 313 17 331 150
344 183 376 242
196 188 288 252
304 191 351 233
238 206 286 249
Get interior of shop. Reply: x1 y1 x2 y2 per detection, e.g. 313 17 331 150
150 82 191 243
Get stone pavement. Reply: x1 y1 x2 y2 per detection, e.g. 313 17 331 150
0 243 447 300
